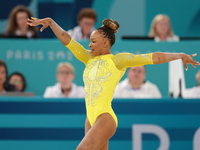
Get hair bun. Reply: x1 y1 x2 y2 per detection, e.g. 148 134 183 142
102 18 119 33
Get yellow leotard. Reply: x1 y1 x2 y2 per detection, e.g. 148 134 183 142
66 38 153 127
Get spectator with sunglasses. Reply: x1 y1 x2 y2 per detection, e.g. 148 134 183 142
43 62 84 98
8 72 27 92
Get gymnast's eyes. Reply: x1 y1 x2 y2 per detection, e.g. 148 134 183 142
92 40 96 43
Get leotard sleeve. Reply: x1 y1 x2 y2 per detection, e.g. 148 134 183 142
65 38 91 64
112 53 154 71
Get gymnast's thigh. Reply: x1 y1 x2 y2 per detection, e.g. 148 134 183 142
100 141 108 150
85 117 91 135
85 117 108 150
76 113 116 150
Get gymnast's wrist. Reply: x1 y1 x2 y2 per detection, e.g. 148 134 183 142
46 17 53 26
179 53 185 59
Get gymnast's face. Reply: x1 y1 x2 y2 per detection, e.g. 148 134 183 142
89 30 109 56
89 30 104 56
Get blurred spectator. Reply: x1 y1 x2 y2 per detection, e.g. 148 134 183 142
44 62 84 98
8 72 27 92
114 66 161 98
149 14 179 42
3 5 39 39
184 70 200 98
67 8 97 40
0 60 18 93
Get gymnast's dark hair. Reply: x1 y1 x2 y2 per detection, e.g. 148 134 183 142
97 18 120 46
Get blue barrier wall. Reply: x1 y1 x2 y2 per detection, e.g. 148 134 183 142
0 97 200 150
0 39 200 96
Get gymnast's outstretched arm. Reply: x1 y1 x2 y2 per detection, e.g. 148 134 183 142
27 17 91 64
27 17 71 45
113 52 200 71
152 52 200 71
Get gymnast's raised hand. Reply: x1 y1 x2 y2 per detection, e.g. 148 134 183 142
181 53 200 71
27 17 51 32
27 17 71 45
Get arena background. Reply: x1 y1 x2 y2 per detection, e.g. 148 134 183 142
0 0 200 96
0 0 200 150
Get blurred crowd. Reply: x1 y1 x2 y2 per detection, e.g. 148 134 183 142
0 5 199 99
1 57 199 99
0 5 179 41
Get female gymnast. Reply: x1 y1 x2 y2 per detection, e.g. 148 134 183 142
27 17 200 150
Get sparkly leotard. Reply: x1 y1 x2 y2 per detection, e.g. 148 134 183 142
66 38 153 127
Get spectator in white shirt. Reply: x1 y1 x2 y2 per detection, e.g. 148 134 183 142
184 70 200 98
149 14 179 42
114 66 161 98
67 8 97 41
43 62 84 98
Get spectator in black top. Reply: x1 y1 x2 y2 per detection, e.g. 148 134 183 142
8 72 27 92
0 60 18 93
3 5 39 39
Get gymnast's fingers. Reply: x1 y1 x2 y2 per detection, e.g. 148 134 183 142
27 19 41 27
27 18 35 23
190 53 197 57
184 63 188 71
191 63 197 68
31 17 38 20
192 59 200 65
27 18 36 25
27 21 37 26
40 25 47 32
27 18 32 22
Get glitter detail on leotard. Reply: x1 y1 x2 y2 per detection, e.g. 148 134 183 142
83 58 111 107
112 52 153 70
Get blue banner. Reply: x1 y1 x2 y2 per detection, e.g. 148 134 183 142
0 97 199 150
0 39 200 96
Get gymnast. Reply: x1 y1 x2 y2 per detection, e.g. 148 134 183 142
27 17 200 150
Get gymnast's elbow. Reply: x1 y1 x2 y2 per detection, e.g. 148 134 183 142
152 52 167 64
152 53 161 64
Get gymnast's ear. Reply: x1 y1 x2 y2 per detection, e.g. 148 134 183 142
103 38 110 48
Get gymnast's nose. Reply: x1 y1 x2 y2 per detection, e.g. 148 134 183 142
89 42 92 48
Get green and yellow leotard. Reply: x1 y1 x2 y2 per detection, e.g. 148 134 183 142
66 38 153 127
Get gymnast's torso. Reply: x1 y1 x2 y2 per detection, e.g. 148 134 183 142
66 38 153 127
83 54 125 126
